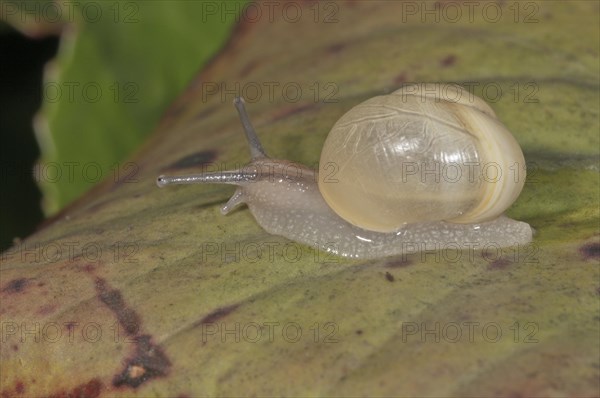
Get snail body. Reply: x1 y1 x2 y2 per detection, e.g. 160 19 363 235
157 84 532 259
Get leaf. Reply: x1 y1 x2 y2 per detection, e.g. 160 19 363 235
1 1 599 396
30 0 244 215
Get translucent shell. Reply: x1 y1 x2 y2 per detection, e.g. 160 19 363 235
318 84 526 233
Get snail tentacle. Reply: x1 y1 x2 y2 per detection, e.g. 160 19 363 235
233 97 268 160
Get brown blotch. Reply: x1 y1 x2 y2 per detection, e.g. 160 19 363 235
579 242 600 260
165 150 218 171
385 258 413 268
12 344 18 352
355 329 363 335
385 272 395 282
70 379 103 398
95 278 141 336
82 263 96 274
198 304 240 325
48 378 103 398
489 258 512 270
113 335 171 389
93 277 171 389
15 382 24 394
440 54 456 67
2 278 28 294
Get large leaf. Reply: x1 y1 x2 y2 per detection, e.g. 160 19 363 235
14 0 244 215
1 1 599 396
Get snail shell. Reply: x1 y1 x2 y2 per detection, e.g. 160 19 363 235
319 84 526 232
157 84 532 259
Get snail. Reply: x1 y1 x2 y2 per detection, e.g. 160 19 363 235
157 84 532 259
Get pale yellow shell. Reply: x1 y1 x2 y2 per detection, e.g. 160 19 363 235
318 84 526 233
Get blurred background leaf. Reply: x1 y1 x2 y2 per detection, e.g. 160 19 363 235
0 18 57 252
0 0 246 250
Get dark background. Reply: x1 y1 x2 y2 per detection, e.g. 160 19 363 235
0 22 59 252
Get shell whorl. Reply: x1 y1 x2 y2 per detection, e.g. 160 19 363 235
318 84 526 233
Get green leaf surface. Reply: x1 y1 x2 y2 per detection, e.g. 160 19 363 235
32 0 245 215
1 1 599 397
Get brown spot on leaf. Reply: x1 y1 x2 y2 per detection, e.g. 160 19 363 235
48 378 103 398
440 54 456 67
82 263 96 274
95 278 141 337
71 378 103 398
385 272 395 282
579 242 600 260
2 278 28 294
165 150 218 171
15 381 24 394
93 277 171 390
113 335 171 389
